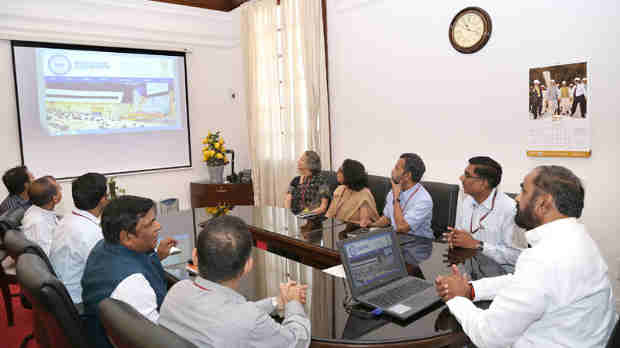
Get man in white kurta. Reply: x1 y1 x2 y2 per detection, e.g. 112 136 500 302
436 166 617 348
22 176 62 255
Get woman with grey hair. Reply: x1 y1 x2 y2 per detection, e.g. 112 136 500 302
285 151 330 215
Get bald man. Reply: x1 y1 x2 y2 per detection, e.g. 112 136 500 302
22 176 62 255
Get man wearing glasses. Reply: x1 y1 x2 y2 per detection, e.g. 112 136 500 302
444 156 522 279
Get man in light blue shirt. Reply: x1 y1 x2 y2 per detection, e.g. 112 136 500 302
370 153 433 274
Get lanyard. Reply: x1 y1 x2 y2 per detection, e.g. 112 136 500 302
72 211 98 226
469 190 497 234
398 184 421 212
192 281 211 292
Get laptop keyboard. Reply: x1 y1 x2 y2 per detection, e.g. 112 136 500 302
368 280 432 309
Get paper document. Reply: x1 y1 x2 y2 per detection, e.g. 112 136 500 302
322 264 346 278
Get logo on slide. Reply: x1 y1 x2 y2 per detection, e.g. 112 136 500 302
48 55 72 75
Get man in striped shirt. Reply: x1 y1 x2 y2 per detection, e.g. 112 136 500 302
0 166 34 216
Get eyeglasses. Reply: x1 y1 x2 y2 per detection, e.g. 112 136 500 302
463 171 482 180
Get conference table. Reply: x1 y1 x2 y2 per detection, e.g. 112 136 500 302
164 206 482 348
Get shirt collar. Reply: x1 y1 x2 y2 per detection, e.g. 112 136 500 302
72 208 100 224
400 182 420 196
476 188 497 210
29 205 59 219
194 276 246 302
526 217 577 246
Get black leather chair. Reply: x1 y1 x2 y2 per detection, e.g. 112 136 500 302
420 181 460 239
505 192 518 200
16 253 89 348
367 174 391 214
321 170 339 194
99 297 200 348
0 205 26 241
607 318 620 348
3 229 56 277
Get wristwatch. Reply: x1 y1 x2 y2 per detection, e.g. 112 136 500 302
394 197 401 205
476 241 484 251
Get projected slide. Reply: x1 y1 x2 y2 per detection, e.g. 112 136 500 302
40 49 182 136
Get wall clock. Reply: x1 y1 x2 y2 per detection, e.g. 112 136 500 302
449 7 492 54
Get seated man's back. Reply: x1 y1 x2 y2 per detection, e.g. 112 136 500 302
159 215 310 348
22 176 62 255
160 278 309 348
49 172 108 303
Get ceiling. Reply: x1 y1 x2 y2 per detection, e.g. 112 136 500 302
151 0 252 12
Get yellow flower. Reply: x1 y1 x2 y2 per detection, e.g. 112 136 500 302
202 138 207 144
221 146 225 152
208 132 212 137
203 154 208 161
219 139 224 145
209 150 216 157
214 142 220 149
216 153 223 159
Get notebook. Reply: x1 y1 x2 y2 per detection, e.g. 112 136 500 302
337 229 440 320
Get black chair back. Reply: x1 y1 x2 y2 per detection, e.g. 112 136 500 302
321 170 339 194
420 181 459 239
3 229 57 277
99 298 200 348
607 318 620 348
367 175 391 214
0 205 26 241
16 253 89 348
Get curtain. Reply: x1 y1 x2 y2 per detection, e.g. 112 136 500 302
242 0 332 336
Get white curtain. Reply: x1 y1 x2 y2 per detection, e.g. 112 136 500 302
242 0 331 209
280 0 330 170
242 0 332 336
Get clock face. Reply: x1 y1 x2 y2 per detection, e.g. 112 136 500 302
453 12 484 48
449 7 492 54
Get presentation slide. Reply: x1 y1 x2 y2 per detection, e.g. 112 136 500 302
41 49 182 136
12 42 192 179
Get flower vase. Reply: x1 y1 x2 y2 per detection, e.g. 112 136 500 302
207 165 226 184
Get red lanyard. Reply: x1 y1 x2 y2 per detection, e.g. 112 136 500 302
398 184 421 211
469 190 497 234
193 281 211 292
72 211 98 226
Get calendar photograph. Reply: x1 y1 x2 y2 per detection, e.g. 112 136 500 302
527 62 591 157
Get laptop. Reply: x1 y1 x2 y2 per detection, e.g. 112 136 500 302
337 229 440 320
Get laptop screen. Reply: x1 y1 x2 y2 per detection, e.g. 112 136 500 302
341 229 406 296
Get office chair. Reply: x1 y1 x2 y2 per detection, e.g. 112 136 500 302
606 318 620 348
420 181 459 240
16 253 89 348
99 297 200 348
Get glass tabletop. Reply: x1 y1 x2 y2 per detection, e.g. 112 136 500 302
164 243 479 345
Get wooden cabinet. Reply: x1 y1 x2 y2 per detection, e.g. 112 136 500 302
190 181 254 208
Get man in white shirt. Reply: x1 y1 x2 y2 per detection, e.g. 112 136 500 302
22 176 62 255
571 76 587 118
81 195 177 348
49 172 109 304
444 157 522 279
436 165 617 348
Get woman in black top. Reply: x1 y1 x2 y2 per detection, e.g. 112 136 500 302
285 151 330 215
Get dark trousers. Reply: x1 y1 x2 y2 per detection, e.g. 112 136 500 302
571 95 587 117
532 98 542 119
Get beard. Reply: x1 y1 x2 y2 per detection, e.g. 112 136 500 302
514 202 540 230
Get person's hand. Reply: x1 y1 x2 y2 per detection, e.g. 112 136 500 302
280 280 308 305
445 227 480 249
435 265 472 302
443 247 478 266
156 237 178 260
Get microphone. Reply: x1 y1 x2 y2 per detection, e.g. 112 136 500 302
225 149 238 183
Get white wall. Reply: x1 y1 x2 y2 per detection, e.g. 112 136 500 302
326 0 620 307
0 0 248 213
